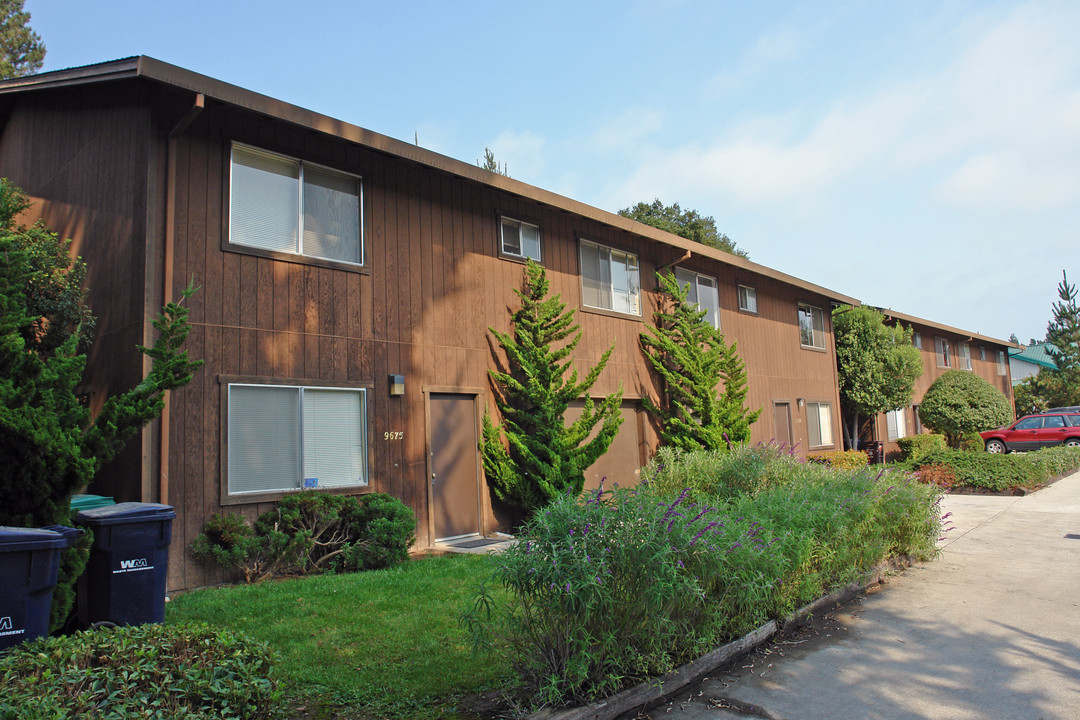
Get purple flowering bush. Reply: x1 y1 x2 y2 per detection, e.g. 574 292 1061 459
464 447 941 709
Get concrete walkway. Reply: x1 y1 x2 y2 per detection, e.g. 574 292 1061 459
645 473 1080 720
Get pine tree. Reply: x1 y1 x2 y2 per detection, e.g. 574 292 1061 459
481 261 622 516
640 271 759 451
1044 270 1080 406
0 179 202 629
0 0 45 79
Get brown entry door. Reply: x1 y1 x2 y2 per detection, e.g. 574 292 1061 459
429 393 481 540
774 402 793 447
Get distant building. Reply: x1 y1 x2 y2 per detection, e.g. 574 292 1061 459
1009 342 1058 385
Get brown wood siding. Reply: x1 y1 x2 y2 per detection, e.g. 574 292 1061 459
0 83 850 591
0 88 153 501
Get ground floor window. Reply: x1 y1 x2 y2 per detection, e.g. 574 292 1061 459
806 401 834 448
227 383 368 495
886 408 908 441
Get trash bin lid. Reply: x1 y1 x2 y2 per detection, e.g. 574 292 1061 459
0 526 68 552
70 494 116 511
74 502 176 526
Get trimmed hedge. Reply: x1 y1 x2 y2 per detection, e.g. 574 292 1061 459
914 446 1080 492
0 623 281 719
896 434 947 462
809 450 869 470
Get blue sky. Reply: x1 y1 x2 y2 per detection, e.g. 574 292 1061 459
27 0 1080 344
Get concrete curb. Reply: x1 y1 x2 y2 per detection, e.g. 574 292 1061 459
526 558 909 720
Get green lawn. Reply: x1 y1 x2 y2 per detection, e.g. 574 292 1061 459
165 553 512 719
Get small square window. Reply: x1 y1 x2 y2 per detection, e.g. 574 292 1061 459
738 285 757 313
500 217 541 262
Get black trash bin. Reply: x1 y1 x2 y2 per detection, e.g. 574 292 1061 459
0 526 81 651
74 502 175 627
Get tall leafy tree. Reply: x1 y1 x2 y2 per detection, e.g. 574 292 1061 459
640 271 759 450
481 261 622 517
0 0 44 79
0 179 202 628
618 199 747 258
832 305 922 450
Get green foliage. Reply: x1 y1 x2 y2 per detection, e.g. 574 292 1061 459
481 260 623 517
810 449 870 470
917 370 1013 447
0 623 281 719
467 453 941 709
476 147 508 176
640 271 760 451
1043 270 1080 406
913 446 1080 492
895 433 948 462
618 198 747 258
832 305 922 449
959 431 984 452
0 179 202 630
642 441 811 502
169 555 513 720
192 491 415 583
0 1 44 80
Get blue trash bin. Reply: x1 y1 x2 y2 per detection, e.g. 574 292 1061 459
75 502 175 627
0 526 81 650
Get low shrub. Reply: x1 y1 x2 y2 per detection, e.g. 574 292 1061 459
0 623 281 719
193 491 415 582
466 451 941 710
809 450 869 470
642 441 811 502
914 446 1080 492
896 434 947 462
959 432 984 452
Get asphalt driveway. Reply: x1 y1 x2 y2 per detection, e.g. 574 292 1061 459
644 472 1080 720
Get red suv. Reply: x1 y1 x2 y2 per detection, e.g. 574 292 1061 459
980 412 1080 453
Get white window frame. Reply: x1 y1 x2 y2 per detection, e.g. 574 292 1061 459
738 284 758 314
499 216 541 262
913 332 922 349
798 303 825 350
578 239 641 316
935 337 951 368
229 143 363 266
886 408 908 442
997 350 1008 376
806 401 834 448
226 383 369 496
979 347 987 361
959 343 972 371
675 267 721 329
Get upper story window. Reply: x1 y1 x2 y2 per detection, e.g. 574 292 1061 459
997 350 1008 376
738 285 758 314
230 143 362 265
675 267 720 329
979 346 987 361
935 337 951 368
913 332 922 349
579 239 640 316
798 303 825 349
227 383 368 496
500 217 541 262
959 343 972 370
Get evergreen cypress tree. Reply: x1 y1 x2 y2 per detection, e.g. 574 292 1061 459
0 179 202 629
640 271 759 451
481 261 622 516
